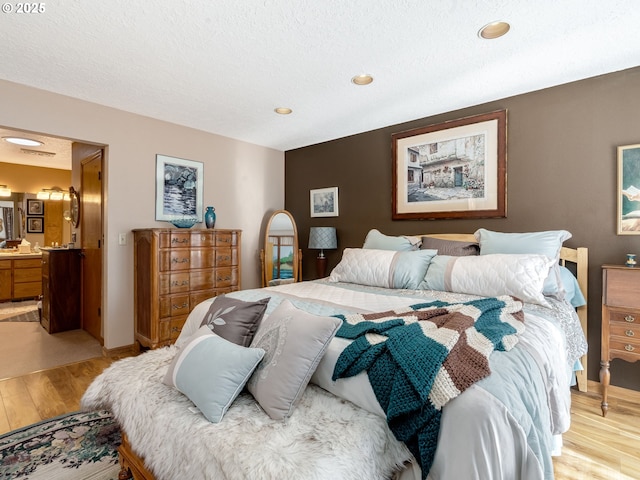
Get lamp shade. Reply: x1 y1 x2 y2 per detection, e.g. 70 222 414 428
308 227 337 250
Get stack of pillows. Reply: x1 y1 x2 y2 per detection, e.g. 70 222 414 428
329 228 585 307
163 294 343 423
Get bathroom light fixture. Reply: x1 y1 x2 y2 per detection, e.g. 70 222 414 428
478 21 510 39
274 107 293 115
0 185 11 197
3 136 43 147
351 74 373 86
37 187 66 200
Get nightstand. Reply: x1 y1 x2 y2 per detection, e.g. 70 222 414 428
600 264 640 416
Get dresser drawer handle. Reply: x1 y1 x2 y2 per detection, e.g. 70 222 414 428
171 327 181 333
625 344 635 352
171 280 189 287
626 330 635 337
172 257 189 264
172 302 188 310
172 238 188 244
624 315 636 323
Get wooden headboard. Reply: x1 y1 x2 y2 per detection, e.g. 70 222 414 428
421 233 589 393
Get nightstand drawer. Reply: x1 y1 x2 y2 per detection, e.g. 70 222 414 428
610 322 640 339
609 309 640 325
610 337 640 356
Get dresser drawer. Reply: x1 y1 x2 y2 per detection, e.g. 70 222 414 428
190 249 215 269
0 260 10 269
190 270 215 291
159 232 191 249
215 248 238 267
215 267 238 288
158 315 188 343
190 231 215 247
159 294 190 317
159 249 191 271
159 272 190 295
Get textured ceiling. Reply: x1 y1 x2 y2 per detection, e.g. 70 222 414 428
1 0 639 159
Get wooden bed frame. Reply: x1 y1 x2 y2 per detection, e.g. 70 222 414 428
116 234 589 479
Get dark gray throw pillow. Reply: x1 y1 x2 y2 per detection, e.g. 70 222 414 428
420 237 480 256
199 294 270 346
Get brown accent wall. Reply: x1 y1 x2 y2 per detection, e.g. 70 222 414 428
285 66 640 391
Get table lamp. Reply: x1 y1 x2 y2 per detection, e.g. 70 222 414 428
308 226 337 278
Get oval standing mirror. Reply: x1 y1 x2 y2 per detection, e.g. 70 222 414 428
261 210 301 287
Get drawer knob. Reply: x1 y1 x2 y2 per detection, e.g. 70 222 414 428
626 330 635 337
624 315 635 323
625 344 635 352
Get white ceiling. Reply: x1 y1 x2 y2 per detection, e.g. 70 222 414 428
1 0 639 162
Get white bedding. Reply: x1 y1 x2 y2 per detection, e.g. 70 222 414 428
83 280 583 480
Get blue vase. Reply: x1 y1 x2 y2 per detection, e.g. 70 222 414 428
205 206 216 229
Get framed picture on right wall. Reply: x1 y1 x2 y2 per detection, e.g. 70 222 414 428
617 143 640 235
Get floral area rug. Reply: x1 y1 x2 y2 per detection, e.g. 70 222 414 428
0 410 121 479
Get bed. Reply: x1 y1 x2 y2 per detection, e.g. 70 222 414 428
81 229 588 480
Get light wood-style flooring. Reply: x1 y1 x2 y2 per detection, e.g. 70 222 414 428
1 360 638 479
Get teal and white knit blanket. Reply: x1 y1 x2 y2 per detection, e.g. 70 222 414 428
332 295 525 479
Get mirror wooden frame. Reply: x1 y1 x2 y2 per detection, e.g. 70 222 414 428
260 210 302 287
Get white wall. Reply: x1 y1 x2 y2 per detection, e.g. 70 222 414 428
0 79 284 349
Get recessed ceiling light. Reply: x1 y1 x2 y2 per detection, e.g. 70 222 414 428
3 136 44 147
478 21 510 39
274 107 292 115
352 74 374 86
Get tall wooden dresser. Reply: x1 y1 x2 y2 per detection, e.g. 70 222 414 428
133 228 241 349
600 264 640 416
41 249 81 333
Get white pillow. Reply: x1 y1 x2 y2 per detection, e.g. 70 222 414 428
329 248 437 289
163 326 265 423
247 300 342 420
422 254 555 306
474 228 571 300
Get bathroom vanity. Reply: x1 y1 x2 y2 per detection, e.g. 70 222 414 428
0 252 42 301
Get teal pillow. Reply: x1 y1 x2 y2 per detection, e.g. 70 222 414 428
163 326 265 423
363 229 420 251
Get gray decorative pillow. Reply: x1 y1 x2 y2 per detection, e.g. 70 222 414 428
247 299 343 421
200 294 270 347
421 237 480 256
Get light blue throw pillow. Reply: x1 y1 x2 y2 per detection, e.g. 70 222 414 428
163 326 265 423
363 229 420 251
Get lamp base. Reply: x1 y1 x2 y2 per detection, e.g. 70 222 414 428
315 255 328 279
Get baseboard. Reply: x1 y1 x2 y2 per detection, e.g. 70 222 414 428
102 343 138 358
587 379 640 402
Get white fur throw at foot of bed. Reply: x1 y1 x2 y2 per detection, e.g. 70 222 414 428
81 347 413 480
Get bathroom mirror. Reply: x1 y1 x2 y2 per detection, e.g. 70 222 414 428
261 210 301 287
